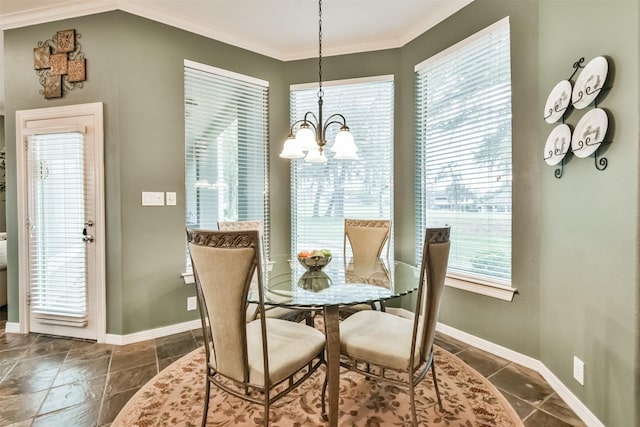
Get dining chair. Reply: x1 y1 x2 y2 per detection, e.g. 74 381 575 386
334 226 451 426
343 218 391 260
342 219 391 313
187 228 326 427
218 220 309 323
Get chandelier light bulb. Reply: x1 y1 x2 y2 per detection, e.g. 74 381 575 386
279 135 305 159
304 148 328 163
296 125 316 151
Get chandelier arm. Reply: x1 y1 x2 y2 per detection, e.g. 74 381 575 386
322 120 347 134
324 113 348 126
288 118 309 135
303 111 320 127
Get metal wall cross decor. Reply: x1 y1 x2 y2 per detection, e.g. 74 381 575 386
33 29 87 99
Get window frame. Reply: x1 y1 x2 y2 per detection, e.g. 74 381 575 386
182 60 270 283
414 17 516 301
289 75 395 259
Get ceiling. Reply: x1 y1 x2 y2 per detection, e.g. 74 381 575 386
0 0 474 114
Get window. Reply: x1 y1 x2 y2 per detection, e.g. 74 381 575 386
184 60 269 273
415 18 514 300
290 76 394 257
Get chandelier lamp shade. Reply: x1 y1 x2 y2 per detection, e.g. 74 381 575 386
279 0 358 163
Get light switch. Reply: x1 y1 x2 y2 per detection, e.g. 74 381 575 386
141 191 164 206
166 192 177 206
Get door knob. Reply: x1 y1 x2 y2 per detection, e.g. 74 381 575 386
82 234 95 243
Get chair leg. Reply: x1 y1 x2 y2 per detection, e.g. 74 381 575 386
409 380 418 427
264 394 270 426
202 377 211 427
305 310 315 327
431 361 443 411
320 370 329 421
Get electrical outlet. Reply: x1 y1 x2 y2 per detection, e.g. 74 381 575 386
573 356 584 385
187 296 197 311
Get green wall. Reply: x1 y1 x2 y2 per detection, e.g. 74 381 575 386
2 1 638 424
537 1 638 425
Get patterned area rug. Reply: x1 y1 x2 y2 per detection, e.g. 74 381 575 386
113 345 523 426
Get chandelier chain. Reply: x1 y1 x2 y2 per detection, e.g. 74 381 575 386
318 0 323 98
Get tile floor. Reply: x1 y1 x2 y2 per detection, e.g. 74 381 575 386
0 306 586 427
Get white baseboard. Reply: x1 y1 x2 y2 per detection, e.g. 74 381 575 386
5 322 21 334
436 322 605 427
104 319 201 346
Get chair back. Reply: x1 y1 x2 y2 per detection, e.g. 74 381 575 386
187 228 263 383
344 219 391 260
411 227 450 367
218 220 264 236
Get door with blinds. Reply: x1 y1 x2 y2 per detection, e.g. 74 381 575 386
16 103 105 341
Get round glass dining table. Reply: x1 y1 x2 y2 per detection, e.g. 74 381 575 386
248 254 421 427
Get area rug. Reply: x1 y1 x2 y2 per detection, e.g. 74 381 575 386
113 345 523 427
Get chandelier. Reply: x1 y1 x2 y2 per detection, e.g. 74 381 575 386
279 0 358 163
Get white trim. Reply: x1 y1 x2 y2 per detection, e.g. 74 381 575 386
15 102 106 342
436 322 605 427
5 322 21 334
290 74 395 91
415 16 510 72
0 0 473 61
445 277 517 301
104 319 201 346
22 125 86 136
0 0 116 30
184 59 269 87
398 0 474 49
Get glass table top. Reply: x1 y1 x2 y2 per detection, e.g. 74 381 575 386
248 254 420 308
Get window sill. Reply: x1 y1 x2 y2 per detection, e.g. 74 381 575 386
182 272 194 285
445 276 517 301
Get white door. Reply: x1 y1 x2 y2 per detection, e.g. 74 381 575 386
16 103 105 341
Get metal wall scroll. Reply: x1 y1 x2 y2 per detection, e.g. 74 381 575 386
543 56 611 178
33 29 87 99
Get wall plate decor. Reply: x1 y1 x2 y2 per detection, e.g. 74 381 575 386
543 56 612 178
544 124 571 165
571 108 608 158
571 56 608 109
543 80 572 123
33 29 86 99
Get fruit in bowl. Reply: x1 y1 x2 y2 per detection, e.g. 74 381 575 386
297 249 332 271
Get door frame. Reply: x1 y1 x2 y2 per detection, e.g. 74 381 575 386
15 102 106 342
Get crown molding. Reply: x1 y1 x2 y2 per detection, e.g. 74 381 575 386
398 0 474 47
0 0 117 30
117 0 291 60
0 0 476 61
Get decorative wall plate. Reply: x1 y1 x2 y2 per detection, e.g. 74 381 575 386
572 56 608 109
571 108 608 158
543 80 572 123
544 124 571 165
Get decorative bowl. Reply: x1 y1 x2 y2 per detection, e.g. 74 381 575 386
297 255 332 271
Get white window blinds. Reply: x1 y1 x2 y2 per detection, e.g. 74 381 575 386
28 132 88 326
184 61 269 264
415 18 512 285
290 76 394 257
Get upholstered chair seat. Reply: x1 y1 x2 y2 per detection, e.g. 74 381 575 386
340 310 422 371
